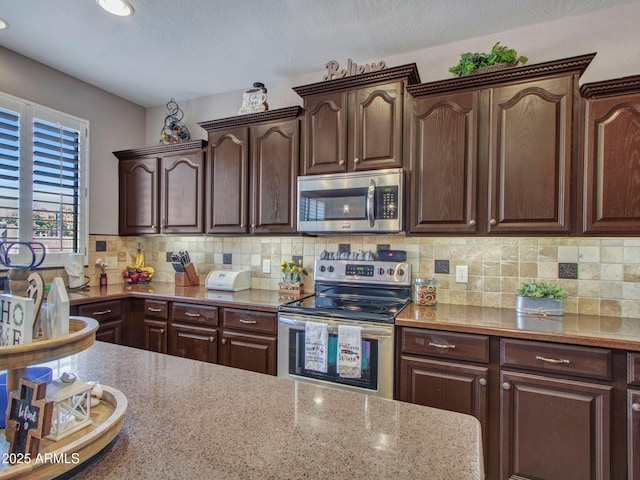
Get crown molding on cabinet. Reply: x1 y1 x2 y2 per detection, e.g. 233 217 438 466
112 140 207 160
198 106 302 132
580 74 640 98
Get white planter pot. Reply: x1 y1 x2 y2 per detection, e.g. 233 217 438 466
515 296 564 316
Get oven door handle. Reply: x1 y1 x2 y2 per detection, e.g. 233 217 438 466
367 178 375 228
278 316 393 337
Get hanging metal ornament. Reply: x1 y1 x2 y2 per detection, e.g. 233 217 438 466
160 98 191 144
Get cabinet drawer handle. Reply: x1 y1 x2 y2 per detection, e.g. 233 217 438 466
428 342 455 349
147 307 163 312
92 309 112 315
502 382 511 390
185 312 201 318
479 378 487 386
209 336 215 342
535 355 570 365
632 403 640 412
239 319 257 324
221 338 227 344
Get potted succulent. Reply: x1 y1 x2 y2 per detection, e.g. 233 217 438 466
516 280 567 316
449 42 528 77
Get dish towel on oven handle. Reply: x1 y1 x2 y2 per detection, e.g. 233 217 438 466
305 321 328 373
337 324 362 378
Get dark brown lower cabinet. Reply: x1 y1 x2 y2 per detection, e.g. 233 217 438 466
77 300 123 345
170 322 217 363
629 389 640 480
144 319 167 353
94 320 123 344
399 355 488 464
500 370 612 480
219 331 276 375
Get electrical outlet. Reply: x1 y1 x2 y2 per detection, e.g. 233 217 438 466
456 265 468 283
105 257 118 270
262 259 271 274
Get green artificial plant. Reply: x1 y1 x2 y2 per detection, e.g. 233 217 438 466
449 42 528 77
516 281 568 301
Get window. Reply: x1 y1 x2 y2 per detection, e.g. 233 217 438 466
0 92 88 268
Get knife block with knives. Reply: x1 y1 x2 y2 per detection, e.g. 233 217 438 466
172 251 199 286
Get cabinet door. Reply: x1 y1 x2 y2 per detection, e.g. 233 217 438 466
583 93 640 233
170 323 217 363
144 319 167 354
118 157 159 235
96 320 123 344
250 120 298 234
220 330 277 375
302 91 348 175
351 82 404 171
160 151 204 234
409 91 479 233
488 76 573 233
630 389 640 480
500 370 611 480
399 355 488 460
206 127 249 234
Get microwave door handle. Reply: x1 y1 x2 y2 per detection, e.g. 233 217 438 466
367 179 375 228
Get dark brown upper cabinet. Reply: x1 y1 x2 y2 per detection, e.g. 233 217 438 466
199 107 301 235
407 54 595 235
581 75 640 234
115 140 207 236
293 64 420 175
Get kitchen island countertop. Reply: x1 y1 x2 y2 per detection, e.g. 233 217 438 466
52 341 483 479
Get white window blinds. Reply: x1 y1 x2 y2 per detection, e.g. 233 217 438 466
0 93 88 267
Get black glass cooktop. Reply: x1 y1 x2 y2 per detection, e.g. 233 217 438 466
278 284 411 324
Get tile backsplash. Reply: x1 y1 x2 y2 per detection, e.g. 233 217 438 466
83 234 640 318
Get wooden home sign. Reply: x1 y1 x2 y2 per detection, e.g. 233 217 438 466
323 58 386 80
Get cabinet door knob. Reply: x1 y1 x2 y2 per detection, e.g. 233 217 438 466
251 224 256 228
479 378 487 386
209 336 215 342
468 219 476 227
241 224 245 228
339 160 345 166
502 382 511 390
633 403 640 412
489 218 497 226
354 157 360 164
221 338 227 344
159 329 165 334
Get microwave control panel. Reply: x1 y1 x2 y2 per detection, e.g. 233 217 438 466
376 187 398 219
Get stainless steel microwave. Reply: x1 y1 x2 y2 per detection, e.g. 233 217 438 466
297 168 403 233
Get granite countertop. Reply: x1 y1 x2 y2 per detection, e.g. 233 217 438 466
397 303 640 351
50 342 483 479
68 283 289 313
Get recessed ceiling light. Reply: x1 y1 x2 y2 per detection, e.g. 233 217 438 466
0 17 9 29
97 0 134 17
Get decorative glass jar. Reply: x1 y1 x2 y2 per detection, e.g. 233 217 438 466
414 278 437 306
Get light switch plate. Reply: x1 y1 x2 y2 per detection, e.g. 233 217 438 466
262 259 271 274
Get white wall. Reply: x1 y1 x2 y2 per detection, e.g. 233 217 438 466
145 2 640 144
0 46 146 235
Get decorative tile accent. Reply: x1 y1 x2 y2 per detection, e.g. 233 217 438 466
166 251 173 262
435 259 450 274
558 262 578 279
338 244 351 254
223 253 232 265
292 255 303 265
95 240 107 252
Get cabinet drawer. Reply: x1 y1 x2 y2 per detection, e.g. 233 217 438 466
223 308 276 335
401 328 489 363
629 353 640 386
172 302 218 326
144 299 168 319
78 300 122 322
501 339 612 380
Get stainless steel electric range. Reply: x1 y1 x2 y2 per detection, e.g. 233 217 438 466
277 258 411 399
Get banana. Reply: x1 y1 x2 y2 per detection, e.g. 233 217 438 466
134 242 145 269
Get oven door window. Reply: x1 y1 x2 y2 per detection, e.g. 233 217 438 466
288 329 379 391
299 188 368 221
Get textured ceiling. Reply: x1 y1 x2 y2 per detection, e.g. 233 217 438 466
0 0 635 107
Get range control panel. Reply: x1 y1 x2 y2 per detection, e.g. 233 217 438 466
315 260 411 286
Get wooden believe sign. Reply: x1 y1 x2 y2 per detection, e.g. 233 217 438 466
323 58 386 81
